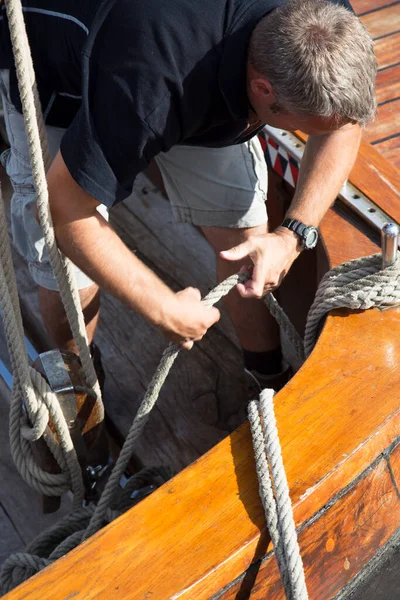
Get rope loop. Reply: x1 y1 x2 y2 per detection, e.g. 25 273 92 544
304 255 400 355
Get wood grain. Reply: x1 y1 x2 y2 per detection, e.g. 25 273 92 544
360 4 400 38
364 98 400 145
352 0 396 15
374 31 400 69
376 63 400 105
221 457 400 599
373 133 400 169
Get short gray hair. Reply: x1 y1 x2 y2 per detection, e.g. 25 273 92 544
248 0 377 126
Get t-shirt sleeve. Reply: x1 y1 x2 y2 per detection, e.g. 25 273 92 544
60 61 162 208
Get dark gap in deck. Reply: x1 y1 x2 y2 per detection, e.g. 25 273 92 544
374 28 400 42
378 60 400 72
378 95 400 107
358 0 400 16
371 131 400 145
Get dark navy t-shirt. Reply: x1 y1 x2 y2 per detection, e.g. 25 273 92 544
0 0 352 208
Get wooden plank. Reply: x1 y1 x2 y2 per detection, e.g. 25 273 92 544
373 133 400 170
374 31 400 69
363 98 400 145
376 63 400 105
360 4 400 39
352 0 397 16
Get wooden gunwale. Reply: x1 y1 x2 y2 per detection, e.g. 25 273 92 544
3 141 400 598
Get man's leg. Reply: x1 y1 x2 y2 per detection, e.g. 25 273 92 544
155 138 287 382
38 284 100 353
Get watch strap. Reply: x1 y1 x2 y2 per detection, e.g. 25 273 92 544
282 218 306 237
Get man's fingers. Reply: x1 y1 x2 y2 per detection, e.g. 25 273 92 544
178 286 202 301
220 240 254 262
207 306 221 326
181 340 194 350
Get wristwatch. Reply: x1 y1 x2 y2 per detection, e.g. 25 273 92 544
281 218 319 250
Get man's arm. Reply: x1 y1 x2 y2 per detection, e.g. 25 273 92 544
220 123 362 298
45 151 220 347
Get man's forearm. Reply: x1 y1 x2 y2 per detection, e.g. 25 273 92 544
55 210 177 328
45 152 179 331
284 124 362 227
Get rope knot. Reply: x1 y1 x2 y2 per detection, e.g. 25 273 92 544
19 369 51 441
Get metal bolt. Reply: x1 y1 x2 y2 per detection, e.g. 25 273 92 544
381 223 399 268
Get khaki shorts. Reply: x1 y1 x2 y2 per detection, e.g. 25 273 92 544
0 69 268 291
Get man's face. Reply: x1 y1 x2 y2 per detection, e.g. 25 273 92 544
257 106 349 135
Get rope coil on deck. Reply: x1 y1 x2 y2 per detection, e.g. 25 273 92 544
304 253 400 355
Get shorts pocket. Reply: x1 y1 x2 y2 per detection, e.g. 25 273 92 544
10 189 48 266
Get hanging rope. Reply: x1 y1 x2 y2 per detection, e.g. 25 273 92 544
0 0 105 507
0 185 85 506
4 0 102 402
249 391 308 600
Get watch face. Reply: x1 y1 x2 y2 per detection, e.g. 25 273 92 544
303 227 319 249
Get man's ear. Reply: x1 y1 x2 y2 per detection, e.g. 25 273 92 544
250 77 275 102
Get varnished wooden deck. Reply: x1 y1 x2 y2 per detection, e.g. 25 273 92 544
0 0 400 596
356 0 400 168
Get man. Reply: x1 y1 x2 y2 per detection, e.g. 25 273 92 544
0 0 376 389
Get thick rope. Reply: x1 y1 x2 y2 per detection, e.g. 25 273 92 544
83 273 248 538
0 185 84 506
249 391 308 600
0 0 105 509
265 294 305 363
4 0 102 403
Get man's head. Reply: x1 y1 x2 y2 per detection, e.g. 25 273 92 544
247 0 377 132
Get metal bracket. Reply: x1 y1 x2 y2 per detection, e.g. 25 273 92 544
38 350 88 469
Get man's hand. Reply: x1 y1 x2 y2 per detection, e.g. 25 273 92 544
220 229 301 298
161 287 220 349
